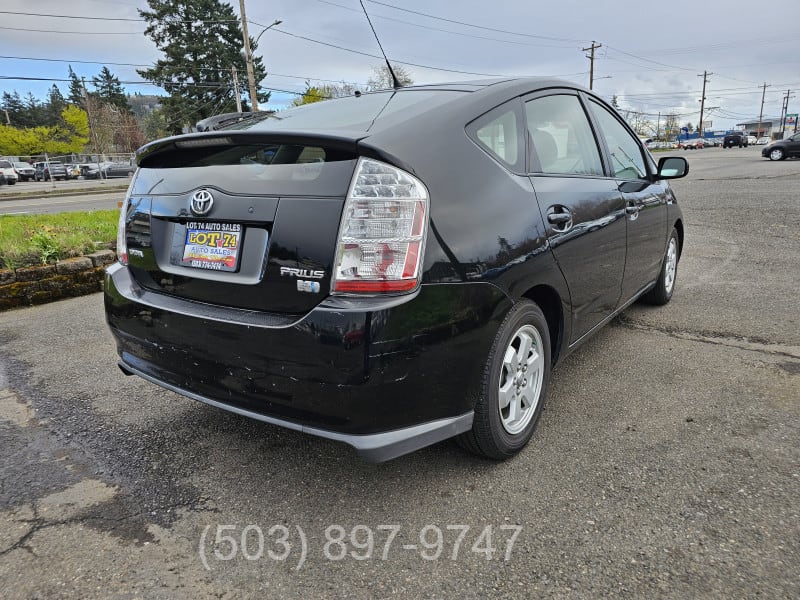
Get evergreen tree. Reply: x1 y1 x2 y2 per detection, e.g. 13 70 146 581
45 85 67 126
92 66 130 112
138 0 270 133
1 91 26 126
23 93 45 128
67 65 85 106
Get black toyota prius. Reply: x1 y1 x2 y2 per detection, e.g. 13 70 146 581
105 78 688 462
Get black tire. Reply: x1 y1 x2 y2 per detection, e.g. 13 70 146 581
458 300 551 460
641 228 680 305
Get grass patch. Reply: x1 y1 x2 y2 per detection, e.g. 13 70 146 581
0 210 118 269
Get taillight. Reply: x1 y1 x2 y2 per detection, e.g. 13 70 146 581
116 178 137 266
332 158 429 294
116 197 128 265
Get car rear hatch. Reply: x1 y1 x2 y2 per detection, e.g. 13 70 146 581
122 131 362 315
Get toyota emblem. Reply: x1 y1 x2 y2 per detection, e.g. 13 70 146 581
190 189 214 216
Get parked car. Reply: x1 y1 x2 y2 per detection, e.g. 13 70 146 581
0 159 18 184
747 135 757 145
79 163 102 179
679 138 704 149
757 136 771 145
106 78 688 462
723 131 747 148
63 164 82 179
33 160 68 181
761 131 800 161
100 161 136 178
13 161 35 181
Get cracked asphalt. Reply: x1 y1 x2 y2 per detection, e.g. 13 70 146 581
1 148 798 598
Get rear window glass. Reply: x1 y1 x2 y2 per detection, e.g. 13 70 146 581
239 90 464 133
0 160 12 168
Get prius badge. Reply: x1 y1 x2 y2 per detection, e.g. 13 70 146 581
190 189 214 216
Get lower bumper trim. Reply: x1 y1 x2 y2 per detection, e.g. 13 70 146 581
119 359 474 462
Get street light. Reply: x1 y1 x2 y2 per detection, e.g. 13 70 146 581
255 19 282 46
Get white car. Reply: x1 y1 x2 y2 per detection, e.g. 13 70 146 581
757 136 770 145
0 159 18 184
747 136 758 146
13 162 35 181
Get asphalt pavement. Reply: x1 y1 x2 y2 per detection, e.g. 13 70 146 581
0 147 798 598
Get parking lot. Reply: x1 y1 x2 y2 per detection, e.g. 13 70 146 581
0 147 798 598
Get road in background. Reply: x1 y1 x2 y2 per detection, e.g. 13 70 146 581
0 191 125 215
0 149 798 598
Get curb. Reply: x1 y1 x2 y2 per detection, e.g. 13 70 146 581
0 250 116 310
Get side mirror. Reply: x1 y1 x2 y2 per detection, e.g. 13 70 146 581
657 156 689 179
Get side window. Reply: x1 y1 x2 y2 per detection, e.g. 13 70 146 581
468 104 521 170
524 94 603 176
588 99 648 180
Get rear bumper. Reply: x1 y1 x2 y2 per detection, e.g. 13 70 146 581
104 263 510 460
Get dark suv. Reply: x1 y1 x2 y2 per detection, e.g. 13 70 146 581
33 160 68 181
105 78 688 462
723 131 747 148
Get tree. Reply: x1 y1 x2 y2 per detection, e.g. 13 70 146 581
67 66 85 106
138 0 270 133
366 64 413 90
141 107 171 141
291 82 330 107
1 91 26 126
0 106 89 155
92 66 130 112
45 85 67 126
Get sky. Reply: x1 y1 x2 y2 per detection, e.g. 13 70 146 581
1 0 799 132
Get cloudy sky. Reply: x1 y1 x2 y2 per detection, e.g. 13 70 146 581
1 0 799 131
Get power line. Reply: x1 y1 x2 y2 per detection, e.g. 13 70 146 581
0 10 238 24
313 0 576 49
0 25 141 35
363 0 584 43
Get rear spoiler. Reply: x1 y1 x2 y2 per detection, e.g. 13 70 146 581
136 130 369 168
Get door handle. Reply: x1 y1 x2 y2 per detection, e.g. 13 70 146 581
625 203 640 215
547 213 572 224
546 205 573 232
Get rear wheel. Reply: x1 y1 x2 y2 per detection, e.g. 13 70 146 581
459 300 551 460
642 228 679 305
769 148 785 161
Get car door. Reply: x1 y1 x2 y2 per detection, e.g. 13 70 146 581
585 96 669 303
525 91 626 343
787 132 800 157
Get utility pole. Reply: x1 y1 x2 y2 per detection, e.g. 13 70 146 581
231 66 242 113
697 70 712 138
757 82 769 139
582 41 602 90
779 90 793 137
239 0 259 112
656 111 661 140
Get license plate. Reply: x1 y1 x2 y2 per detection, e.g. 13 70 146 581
180 222 242 272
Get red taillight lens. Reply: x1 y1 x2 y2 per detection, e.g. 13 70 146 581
331 158 429 294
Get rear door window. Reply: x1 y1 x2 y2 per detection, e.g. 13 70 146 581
524 94 604 176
